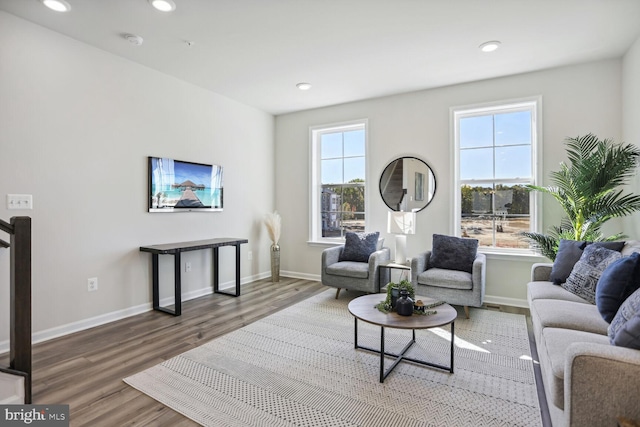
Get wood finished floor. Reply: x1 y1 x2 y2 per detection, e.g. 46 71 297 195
3 277 328 426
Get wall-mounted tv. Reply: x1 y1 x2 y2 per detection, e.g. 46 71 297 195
148 157 223 212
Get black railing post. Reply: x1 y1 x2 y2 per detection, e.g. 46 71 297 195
9 216 32 404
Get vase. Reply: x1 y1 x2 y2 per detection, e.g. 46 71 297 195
396 290 413 316
270 243 280 282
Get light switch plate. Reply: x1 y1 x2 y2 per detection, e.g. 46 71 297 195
7 194 33 210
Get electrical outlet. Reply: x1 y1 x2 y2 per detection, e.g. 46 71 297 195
248 251 252 261
185 262 192 272
88 277 98 292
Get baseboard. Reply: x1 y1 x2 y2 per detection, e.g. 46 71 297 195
280 270 320 281
484 295 529 309
0 273 270 355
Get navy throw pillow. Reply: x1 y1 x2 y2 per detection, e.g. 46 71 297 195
430 234 478 273
339 232 380 262
550 240 587 285
596 253 640 323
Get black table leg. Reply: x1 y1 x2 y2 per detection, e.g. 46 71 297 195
450 321 455 373
380 326 385 383
173 252 181 316
213 247 219 293
152 253 181 316
152 254 159 311
213 244 241 297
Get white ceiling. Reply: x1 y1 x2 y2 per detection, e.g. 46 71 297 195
1 0 639 115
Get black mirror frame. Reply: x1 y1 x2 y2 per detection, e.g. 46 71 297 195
379 156 436 212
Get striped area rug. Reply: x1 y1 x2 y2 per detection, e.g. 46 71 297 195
124 290 542 427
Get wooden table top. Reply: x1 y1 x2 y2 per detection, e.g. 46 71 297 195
348 293 458 330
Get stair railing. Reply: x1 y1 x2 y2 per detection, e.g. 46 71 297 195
0 216 32 404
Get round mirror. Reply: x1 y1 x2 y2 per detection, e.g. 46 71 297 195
379 156 436 212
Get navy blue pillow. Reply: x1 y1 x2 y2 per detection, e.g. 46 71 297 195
339 232 380 262
550 240 587 285
430 234 478 273
596 253 640 323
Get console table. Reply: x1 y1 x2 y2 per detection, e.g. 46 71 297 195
140 238 248 316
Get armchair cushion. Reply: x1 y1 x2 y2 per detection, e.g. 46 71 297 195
339 231 380 262
326 261 369 279
417 268 472 290
429 234 478 273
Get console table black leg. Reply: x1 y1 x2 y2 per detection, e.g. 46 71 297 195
174 252 182 316
235 243 241 296
213 247 219 293
152 254 159 310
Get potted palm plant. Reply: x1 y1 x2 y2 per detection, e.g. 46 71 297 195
521 134 640 260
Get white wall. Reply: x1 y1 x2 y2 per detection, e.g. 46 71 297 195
0 11 275 345
622 35 640 238
275 59 624 306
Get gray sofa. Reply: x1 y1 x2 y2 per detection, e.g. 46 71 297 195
527 240 640 427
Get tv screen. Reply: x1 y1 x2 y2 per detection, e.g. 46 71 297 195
148 157 223 212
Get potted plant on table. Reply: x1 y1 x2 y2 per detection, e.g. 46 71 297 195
375 280 415 312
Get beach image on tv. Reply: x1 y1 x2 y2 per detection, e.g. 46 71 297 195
150 157 223 210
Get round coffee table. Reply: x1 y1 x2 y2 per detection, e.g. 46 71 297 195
348 293 458 382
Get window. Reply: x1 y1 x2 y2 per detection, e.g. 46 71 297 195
452 98 541 251
310 120 367 242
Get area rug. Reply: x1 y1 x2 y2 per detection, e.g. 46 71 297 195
124 290 542 427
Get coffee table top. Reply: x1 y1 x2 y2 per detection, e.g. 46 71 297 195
348 293 457 330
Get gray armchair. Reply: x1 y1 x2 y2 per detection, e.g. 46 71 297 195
321 244 390 299
411 250 486 318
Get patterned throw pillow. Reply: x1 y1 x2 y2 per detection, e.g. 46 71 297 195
561 245 622 304
549 240 626 285
430 234 478 273
609 287 640 349
339 232 380 262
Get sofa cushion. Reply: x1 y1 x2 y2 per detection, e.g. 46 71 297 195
527 281 590 305
539 327 611 409
561 245 622 304
339 231 379 262
430 234 478 273
609 287 640 349
326 261 369 279
530 299 610 336
596 253 640 323
417 268 472 290
550 240 626 285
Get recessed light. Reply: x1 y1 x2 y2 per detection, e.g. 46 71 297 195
479 41 501 52
148 0 176 12
296 82 312 91
40 0 71 12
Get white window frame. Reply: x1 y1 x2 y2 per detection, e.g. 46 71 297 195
309 119 369 244
451 97 542 255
